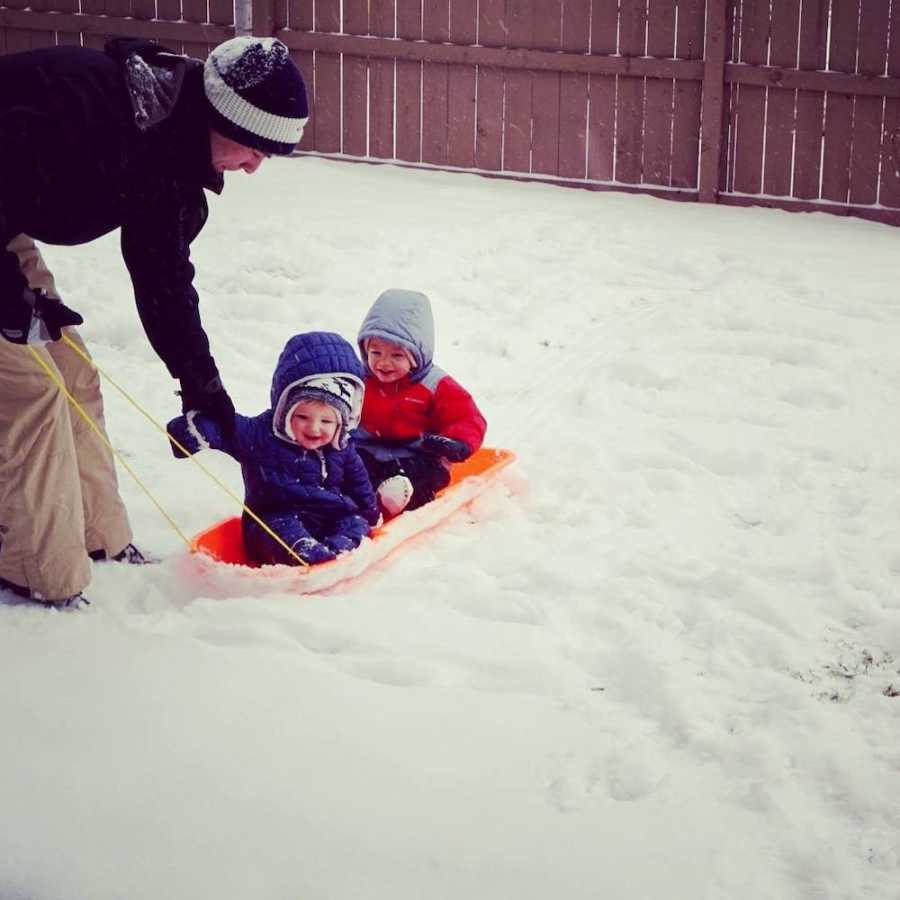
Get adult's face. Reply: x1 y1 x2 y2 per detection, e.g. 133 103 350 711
209 130 269 174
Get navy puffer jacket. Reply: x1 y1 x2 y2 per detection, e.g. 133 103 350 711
168 333 378 565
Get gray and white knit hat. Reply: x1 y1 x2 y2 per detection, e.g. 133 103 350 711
277 374 363 450
203 36 309 156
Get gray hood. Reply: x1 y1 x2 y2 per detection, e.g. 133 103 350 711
357 289 435 383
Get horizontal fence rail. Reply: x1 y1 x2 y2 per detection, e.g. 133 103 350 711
0 2 234 59
1 0 899 226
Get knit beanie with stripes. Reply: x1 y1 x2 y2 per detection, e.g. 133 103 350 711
203 36 309 156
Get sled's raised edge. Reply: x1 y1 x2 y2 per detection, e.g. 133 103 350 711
189 447 516 569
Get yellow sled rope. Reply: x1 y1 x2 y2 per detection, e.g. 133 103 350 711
28 335 309 567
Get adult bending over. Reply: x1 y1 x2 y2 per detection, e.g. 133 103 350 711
0 35 308 607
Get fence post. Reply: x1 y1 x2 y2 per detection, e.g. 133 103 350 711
251 0 276 36
698 0 728 202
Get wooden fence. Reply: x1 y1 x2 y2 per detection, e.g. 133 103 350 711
2 1 899 226
0 0 232 60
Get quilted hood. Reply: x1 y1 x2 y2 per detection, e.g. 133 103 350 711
270 332 365 449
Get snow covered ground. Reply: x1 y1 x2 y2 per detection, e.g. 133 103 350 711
1 157 899 900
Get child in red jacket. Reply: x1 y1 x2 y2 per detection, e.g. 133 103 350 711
356 288 487 517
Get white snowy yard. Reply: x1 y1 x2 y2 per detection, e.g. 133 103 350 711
2 157 899 900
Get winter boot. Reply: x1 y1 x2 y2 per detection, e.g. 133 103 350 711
376 475 414 517
89 543 149 564
0 575 90 610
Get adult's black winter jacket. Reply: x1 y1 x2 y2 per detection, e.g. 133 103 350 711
0 39 225 382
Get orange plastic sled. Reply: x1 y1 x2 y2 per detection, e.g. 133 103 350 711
187 447 516 595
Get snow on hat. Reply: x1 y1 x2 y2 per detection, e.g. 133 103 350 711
204 36 309 156
279 375 360 450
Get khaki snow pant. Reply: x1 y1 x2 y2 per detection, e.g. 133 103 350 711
0 235 132 599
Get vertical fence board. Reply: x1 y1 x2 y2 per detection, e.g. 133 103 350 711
157 0 181 23
342 1 369 158
849 0 889 204
182 0 210 59
559 0 590 180
317 0 340 32
643 0 677 186
792 0 827 198
31 0 66 45
102 1 133 51
28 0 59 47
731 0 770 195
821 0 860 202
79 0 106 50
396 0 423 162
131 0 156 22
289 1 315 152
55 0 82 46
422 1 450 165
369 1 396 159
253 0 274 35
208 2 233 30
615 0 646 184
3 26 35 54
588 0 619 181
158 1 184 53
274 0 287 29
208 1 233 59
449 1 477 42
26 0 45 21
503 0 534 172
475 0 506 171
720 0 738 191
590 0 619 51
447 0 478 169
531 0 562 176
671 0 704 188
763 2 800 196
46 0 76 46
587 76 617 180
29 30 57 49
312 0 341 153
879 3 900 206
618 0 645 50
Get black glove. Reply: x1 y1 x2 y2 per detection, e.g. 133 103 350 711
177 362 236 438
0 288 83 344
420 433 471 462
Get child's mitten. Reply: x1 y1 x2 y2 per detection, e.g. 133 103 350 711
323 533 357 555
421 433 471 462
292 537 336 565
324 515 370 554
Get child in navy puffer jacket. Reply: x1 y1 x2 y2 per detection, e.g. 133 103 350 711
356 289 487 517
167 332 378 566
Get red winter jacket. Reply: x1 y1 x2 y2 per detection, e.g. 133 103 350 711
360 369 487 453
